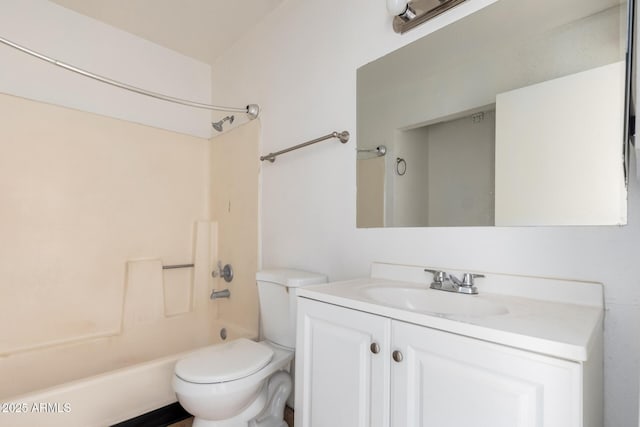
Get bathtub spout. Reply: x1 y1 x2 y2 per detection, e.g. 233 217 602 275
210 289 230 300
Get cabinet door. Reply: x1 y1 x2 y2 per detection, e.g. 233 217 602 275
391 321 581 427
295 298 391 427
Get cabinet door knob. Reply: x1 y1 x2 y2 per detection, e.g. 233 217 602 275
392 350 403 362
370 342 380 354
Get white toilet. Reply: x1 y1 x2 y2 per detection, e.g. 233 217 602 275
173 269 327 427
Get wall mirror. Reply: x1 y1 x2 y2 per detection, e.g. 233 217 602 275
357 0 632 227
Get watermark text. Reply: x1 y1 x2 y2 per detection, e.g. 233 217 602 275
1 402 71 414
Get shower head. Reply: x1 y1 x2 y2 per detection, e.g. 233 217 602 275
212 115 235 132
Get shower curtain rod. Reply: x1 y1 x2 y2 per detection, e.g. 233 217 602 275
0 35 260 119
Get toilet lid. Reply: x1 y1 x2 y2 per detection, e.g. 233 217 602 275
175 338 274 384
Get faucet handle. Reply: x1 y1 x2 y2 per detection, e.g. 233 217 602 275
424 269 447 284
461 273 484 287
212 261 234 283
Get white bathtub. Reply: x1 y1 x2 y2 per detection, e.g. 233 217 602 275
0 220 261 425
2 351 189 427
1 329 255 427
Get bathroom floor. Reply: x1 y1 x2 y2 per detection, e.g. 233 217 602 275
284 406 294 426
168 407 294 427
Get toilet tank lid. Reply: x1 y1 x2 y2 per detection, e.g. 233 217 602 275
256 269 327 287
174 338 273 384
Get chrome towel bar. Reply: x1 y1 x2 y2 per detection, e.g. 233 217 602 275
260 130 349 162
357 145 387 157
162 264 194 270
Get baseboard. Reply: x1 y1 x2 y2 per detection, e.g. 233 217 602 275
111 402 190 427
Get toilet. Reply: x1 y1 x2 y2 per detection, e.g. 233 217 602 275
173 269 327 427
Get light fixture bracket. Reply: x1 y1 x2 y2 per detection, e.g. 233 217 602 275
392 0 467 34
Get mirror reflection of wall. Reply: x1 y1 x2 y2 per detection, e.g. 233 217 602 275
495 62 626 226
392 109 495 227
356 0 628 228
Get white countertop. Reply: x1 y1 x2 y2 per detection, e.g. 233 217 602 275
296 264 604 362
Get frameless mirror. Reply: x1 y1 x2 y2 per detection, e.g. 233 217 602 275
357 0 631 227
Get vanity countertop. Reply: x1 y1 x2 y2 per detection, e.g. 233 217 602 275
296 263 603 362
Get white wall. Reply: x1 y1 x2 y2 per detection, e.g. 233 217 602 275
495 62 626 226
426 111 495 226
0 0 213 138
391 112 495 227
393 127 431 226
211 0 639 426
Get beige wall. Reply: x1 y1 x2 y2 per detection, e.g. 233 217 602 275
0 0 262 413
356 156 385 227
210 120 261 336
0 93 223 398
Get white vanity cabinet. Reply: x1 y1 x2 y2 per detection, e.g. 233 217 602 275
294 298 390 427
390 320 581 427
295 297 592 427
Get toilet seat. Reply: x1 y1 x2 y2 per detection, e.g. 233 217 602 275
172 341 294 423
175 338 274 384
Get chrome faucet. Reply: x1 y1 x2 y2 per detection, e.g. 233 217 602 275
449 273 484 294
424 269 448 289
424 269 484 295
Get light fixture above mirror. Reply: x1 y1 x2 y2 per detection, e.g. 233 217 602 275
387 0 468 33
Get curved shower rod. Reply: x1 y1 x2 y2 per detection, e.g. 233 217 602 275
0 35 260 119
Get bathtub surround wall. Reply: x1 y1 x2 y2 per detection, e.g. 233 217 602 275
210 0 639 426
0 1 262 422
0 93 224 399
210 120 261 336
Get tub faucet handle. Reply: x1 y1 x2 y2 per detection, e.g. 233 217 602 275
212 261 234 283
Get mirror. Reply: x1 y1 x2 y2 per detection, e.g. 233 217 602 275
357 0 630 227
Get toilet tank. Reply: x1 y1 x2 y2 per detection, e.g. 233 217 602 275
256 269 327 349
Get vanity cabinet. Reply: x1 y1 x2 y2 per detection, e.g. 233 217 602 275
295 297 585 427
391 320 581 427
294 298 390 427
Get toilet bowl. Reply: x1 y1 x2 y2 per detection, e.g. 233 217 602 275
173 339 293 427
173 269 327 426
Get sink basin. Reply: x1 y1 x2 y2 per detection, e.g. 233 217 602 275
361 286 508 317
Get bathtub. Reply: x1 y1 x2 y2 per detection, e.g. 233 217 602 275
0 220 261 425
1 327 255 427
